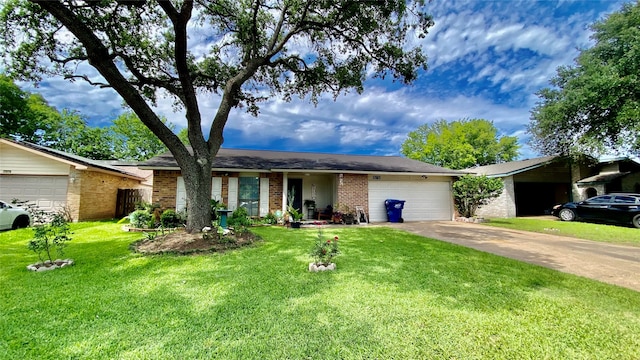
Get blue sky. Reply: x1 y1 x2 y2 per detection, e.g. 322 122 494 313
18 0 627 160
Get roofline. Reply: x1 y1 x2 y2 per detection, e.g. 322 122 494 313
1 138 88 170
139 165 465 177
1 139 145 181
482 159 558 178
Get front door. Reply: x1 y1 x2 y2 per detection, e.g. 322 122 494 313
287 179 303 213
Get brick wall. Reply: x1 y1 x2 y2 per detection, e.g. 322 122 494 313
336 173 368 214
76 170 145 221
268 173 284 213
152 170 181 209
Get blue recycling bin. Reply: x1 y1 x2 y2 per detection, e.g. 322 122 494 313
385 199 405 223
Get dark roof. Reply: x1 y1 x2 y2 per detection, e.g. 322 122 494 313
577 172 631 184
140 148 467 175
3 139 145 180
464 156 559 177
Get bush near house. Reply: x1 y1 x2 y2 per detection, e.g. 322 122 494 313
453 175 504 217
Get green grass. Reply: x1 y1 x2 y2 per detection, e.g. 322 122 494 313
2 222 640 359
483 217 640 246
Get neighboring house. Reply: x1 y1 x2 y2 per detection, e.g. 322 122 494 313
575 156 640 198
466 155 640 218
139 149 467 222
0 139 152 221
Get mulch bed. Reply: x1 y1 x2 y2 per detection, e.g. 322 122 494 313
132 229 261 255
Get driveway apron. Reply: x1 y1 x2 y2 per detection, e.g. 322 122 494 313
387 221 640 292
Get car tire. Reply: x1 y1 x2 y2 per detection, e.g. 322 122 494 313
11 215 30 230
632 214 640 229
558 208 576 222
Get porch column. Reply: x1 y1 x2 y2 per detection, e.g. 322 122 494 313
282 173 288 212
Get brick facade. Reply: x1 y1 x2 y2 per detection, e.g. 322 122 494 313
267 173 284 213
152 170 371 217
152 170 181 210
336 173 368 215
71 169 146 221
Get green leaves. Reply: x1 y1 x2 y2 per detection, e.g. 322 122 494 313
529 2 640 157
110 111 173 161
28 213 72 263
401 118 520 169
452 175 504 218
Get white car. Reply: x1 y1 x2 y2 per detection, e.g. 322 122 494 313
0 200 31 230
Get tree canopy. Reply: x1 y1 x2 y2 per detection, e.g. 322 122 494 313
401 118 520 170
528 2 640 157
110 112 173 161
1 0 435 232
1 76 170 160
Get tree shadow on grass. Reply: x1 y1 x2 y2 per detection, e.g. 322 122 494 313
6 225 638 359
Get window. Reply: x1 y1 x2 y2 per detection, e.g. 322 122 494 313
614 196 637 204
238 176 260 216
588 196 612 204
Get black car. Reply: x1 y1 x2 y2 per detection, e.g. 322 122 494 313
552 193 640 228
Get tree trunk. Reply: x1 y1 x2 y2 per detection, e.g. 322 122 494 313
176 152 213 233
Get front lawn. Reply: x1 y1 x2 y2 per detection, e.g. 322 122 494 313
483 217 640 246
2 222 639 359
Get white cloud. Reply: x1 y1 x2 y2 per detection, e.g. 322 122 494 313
11 0 630 160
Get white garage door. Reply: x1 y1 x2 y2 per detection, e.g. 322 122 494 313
368 180 452 222
0 175 68 213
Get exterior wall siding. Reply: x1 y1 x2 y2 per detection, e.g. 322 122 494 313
0 143 70 175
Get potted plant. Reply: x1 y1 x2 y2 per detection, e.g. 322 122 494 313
340 205 356 225
287 205 304 228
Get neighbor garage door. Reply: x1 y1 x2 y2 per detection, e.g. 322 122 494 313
368 180 452 222
0 175 68 213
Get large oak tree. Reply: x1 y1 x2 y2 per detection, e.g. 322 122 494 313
1 0 434 232
528 2 640 157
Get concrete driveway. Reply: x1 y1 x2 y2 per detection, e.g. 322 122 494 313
387 221 640 292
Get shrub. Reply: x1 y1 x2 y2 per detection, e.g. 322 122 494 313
263 212 277 224
160 209 183 228
129 209 153 229
452 175 504 218
310 228 340 265
228 207 251 230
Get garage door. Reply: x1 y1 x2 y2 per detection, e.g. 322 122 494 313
368 180 452 222
0 175 68 212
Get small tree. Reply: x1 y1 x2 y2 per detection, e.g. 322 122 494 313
452 175 503 218
28 213 72 264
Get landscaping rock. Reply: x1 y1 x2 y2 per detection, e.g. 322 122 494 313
27 259 74 272
308 262 336 272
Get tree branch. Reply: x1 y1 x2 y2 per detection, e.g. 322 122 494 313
63 74 111 88
31 0 187 161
